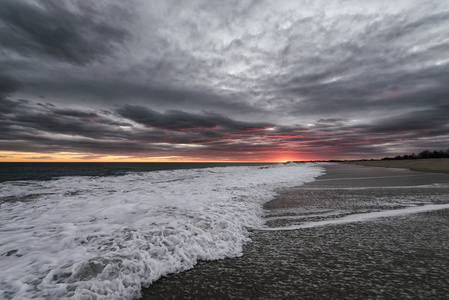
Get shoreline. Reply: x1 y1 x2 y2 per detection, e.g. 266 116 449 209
141 164 449 299
342 158 449 174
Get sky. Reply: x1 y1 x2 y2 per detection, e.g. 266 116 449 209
1 0 449 162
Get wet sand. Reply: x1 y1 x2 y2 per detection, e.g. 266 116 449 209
344 158 449 174
141 164 449 299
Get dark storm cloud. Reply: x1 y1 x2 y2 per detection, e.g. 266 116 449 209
0 73 21 98
0 0 128 65
51 109 99 119
1 97 447 160
0 99 124 141
0 98 22 115
0 99 274 157
369 105 449 135
117 105 272 132
1 0 449 160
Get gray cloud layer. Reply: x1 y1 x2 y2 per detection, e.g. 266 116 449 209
1 0 449 160
0 0 128 64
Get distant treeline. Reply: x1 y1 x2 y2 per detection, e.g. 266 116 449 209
382 149 449 160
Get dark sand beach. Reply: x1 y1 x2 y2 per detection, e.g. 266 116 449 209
344 158 449 174
141 163 449 299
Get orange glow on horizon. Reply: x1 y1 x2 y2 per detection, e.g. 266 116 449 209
0 151 314 163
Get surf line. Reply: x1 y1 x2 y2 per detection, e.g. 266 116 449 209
258 204 449 231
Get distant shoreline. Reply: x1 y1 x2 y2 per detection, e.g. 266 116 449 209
342 158 449 174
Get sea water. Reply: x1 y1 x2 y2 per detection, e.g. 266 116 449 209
0 163 324 299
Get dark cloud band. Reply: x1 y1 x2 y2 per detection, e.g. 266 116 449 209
1 1 448 160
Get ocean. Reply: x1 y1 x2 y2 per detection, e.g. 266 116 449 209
0 162 324 299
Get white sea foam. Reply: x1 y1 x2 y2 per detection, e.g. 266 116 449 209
0 163 323 300
259 204 449 231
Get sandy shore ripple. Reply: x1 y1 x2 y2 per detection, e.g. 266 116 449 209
344 158 449 174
